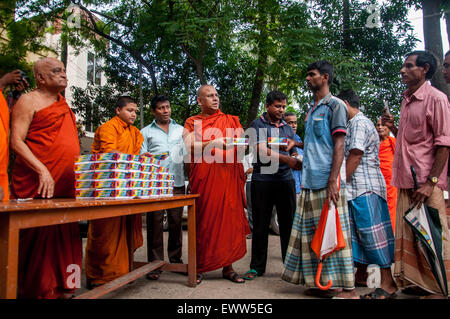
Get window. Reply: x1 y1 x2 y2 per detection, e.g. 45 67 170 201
87 52 102 86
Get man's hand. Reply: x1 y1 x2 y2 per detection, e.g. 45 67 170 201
411 181 434 208
211 137 232 150
280 138 296 152
327 178 339 206
381 113 398 137
381 113 394 130
141 152 153 157
38 167 55 198
286 156 302 170
0 70 23 91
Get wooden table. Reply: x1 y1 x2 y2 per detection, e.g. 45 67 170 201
0 194 199 299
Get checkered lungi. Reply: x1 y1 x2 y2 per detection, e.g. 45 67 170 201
281 187 355 289
348 192 395 268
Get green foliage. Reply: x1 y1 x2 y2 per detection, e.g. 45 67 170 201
7 0 420 133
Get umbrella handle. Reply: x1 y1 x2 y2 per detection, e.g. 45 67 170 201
315 261 333 290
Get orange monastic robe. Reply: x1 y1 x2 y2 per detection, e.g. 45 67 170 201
11 95 82 299
0 90 9 201
184 110 250 273
379 136 398 233
85 116 144 285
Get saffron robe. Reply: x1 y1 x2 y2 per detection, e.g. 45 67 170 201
0 89 9 201
11 95 82 299
379 136 398 232
85 116 144 284
184 110 250 273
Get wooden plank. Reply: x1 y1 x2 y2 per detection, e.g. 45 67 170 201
0 195 200 213
187 203 197 287
74 260 166 299
0 214 20 299
11 199 197 230
161 263 188 273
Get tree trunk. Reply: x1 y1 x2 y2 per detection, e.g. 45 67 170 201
442 0 450 50
422 0 449 96
60 31 68 98
245 0 268 128
342 0 351 51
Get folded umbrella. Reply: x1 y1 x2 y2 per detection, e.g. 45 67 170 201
311 192 346 290
403 166 448 296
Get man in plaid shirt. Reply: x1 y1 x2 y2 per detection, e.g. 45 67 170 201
338 89 397 299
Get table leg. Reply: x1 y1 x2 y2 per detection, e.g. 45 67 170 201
126 215 135 272
0 214 20 299
187 203 197 287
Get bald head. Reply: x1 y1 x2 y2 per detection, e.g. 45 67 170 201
196 85 220 116
33 58 67 92
197 85 215 98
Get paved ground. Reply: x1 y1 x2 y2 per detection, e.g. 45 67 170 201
75 223 416 300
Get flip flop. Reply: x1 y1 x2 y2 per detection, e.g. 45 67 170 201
361 288 397 299
196 273 203 285
304 288 337 299
242 269 259 280
146 270 161 280
222 271 245 284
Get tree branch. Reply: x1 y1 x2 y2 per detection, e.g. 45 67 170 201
77 4 159 94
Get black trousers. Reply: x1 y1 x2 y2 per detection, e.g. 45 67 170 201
146 186 185 265
250 180 296 275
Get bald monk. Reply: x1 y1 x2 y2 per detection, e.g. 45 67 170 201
376 117 397 232
85 96 144 288
0 70 27 201
183 85 250 284
10 58 82 299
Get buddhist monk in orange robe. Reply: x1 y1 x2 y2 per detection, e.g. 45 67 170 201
183 85 250 284
0 70 27 201
376 118 397 233
10 58 82 299
85 96 144 287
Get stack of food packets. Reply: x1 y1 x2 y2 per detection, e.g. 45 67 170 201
75 152 174 199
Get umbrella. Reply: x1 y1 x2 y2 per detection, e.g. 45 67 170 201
311 196 346 290
403 165 448 296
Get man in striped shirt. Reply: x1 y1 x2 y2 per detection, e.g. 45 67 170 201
339 89 396 299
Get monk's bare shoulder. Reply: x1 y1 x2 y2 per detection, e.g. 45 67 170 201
11 91 40 119
12 91 42 114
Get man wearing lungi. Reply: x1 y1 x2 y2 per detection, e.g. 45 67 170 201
281 61 357 299
383 50 450 298
338 89 397 299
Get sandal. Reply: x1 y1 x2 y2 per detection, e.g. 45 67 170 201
304 288 337 299
146 270 161 280
196 273 203 285
402 286 430 296
361 288 397 299
222 271 245 284
242 269 259 280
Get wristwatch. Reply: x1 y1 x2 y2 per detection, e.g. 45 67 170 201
427 176 438 184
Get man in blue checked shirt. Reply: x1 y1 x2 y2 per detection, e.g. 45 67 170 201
140 95 186 280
